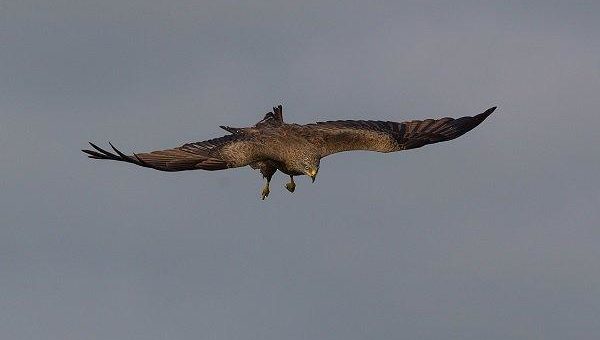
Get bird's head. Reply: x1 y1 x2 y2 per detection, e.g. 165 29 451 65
301 156 320 182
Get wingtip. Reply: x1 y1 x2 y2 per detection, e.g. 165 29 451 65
485 106 497 115
107 141 118 153
476 106 497 121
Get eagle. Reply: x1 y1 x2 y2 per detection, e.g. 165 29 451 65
83 105 496 199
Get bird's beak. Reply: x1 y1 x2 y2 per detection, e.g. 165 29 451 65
308 169 318 183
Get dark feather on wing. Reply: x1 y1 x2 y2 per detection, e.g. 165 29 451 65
306 106 496 156
82 135 244 172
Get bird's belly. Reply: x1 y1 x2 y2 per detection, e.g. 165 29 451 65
279 168 303 176
273 162 303 176
251 158 301 176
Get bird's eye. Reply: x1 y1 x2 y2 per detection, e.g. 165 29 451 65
304 165 309 170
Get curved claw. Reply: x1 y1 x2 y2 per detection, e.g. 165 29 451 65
261 185 270 200
285 182 296 193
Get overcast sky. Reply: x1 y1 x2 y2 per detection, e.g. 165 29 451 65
1 1 600 339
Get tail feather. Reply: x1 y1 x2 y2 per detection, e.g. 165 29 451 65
219 125 245 134
256 104 284 126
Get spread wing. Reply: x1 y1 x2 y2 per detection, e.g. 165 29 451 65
304 107 496 157
82 134 257 172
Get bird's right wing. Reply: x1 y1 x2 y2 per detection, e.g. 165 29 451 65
303 107 496 157
83 134 260 172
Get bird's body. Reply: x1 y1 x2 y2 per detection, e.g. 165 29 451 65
226 126 317 175
83 105 496 199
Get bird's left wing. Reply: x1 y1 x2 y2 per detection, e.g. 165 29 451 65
83 134 259 172
303 107 496 157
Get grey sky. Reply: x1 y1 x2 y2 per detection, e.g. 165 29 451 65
1 1 599 339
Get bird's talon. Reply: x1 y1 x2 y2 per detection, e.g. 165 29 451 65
261 187 270 200
285 182 296 193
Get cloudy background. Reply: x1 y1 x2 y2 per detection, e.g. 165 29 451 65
1 1 599 339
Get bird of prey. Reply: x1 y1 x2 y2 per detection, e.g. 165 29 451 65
83 105 496 199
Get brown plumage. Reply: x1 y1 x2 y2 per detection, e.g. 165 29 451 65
83 105 496 199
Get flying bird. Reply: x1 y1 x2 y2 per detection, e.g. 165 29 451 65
83 105 496 199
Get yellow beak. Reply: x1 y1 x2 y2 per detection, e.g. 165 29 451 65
308 169 318 182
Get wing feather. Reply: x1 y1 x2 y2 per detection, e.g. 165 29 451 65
304 107 496 157
82 134 254 172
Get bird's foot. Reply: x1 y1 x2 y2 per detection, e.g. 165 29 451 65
285 182 296 193
285 176 296 193
261 184 270 200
